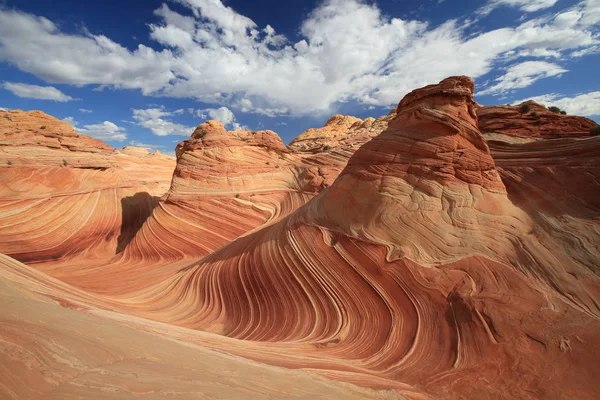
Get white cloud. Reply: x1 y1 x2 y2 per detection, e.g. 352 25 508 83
128 139 166 151
63 117 127 141
196 106 234 125
480 0 558 14
571 45 600 57
62 116 78 126
132 106 194 136
0 1 598 115
513 91 600 116
79 108 92 113
0 9 176 93
478 61 567 95
2 82 74 101
0 107 7 111
579 0 600 27
79 121 127 141
196 106 248 129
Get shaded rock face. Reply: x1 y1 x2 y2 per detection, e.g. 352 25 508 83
1 79 600 400
477 100 597 139
0 110 176 267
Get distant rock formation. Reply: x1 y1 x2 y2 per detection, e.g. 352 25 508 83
104 120 325 289
288 112 396 186
477 100 597 139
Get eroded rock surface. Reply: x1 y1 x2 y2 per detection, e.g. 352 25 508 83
477 100 597 139
1 79 600 400
0 110 176 267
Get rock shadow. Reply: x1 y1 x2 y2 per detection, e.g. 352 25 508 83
116 192 160 253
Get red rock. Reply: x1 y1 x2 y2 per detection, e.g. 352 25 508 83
66 76 595 399
477 100 597 139
1 79 600 400
0 110 176 267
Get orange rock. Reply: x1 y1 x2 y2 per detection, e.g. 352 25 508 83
1 79 600 400
111 121 319 273
477 101 597 138
0 110 176 266
112 76 600 399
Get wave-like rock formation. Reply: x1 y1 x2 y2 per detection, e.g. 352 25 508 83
0 110 176 271
477 100 598 139
1 78 600 400
98 110 399 279
94 77 598 399
0 253 392 400
115 122 319 265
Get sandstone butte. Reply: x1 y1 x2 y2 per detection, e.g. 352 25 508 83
0 77 600 400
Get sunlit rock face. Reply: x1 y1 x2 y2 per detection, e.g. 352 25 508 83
289 111 396 187
0 110 176 267
114 121 320 269
1 78 600 400
477 100 598 139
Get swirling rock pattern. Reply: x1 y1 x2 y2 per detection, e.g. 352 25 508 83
112 121 330 270
0 110 176 268
1 78 600 400
88 109 397 277
0 254 394 400
110 77 600 398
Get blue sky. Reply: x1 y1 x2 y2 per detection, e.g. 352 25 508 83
1 0 599 154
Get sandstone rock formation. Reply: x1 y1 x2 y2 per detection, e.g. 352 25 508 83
0 110 176 270
114 112 396 271
0 253 393 400
101 77 600 398
115 122 316 264
477 100 597 139
288 112 395 186
1 78 600 400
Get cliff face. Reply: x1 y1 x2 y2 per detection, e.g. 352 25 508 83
0 110 176 267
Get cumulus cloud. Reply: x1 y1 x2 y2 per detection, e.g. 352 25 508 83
0 0 599 115
79 122 127 141
63 117 128 141
513 91 600 116
2 82 74 101
0 9 175 93
478 61 567 95
0 107 8 111
196 106 248 130
132 107 194 136
79 108 92 113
